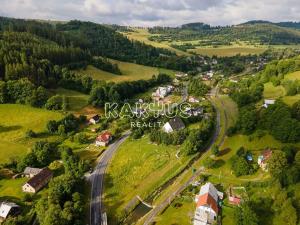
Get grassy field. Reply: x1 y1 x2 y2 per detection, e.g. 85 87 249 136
50 88 89 112
76 59 175 83
122 29 189 56
0 177 28 200
103 135 192 223
284 70 300 80
189 46 266 57
263 82 286 99
0 104 63 163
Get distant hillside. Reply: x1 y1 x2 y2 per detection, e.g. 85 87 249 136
150 21 300 45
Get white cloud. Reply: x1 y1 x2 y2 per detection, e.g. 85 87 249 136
0 0 299 26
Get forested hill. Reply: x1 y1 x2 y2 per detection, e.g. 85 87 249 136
149 22 300 44
0 17 197 71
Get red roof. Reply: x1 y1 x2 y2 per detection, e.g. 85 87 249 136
262 149 272 162
96 131 112 142
197 193 218 214
229 196 241 205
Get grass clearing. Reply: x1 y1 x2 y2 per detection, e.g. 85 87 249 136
189 46 266 57
122 29 189 56
0 104 63 163
284 71 300 81
263 82 285 99
51 88 89 112
0 177 28 200
103 135 192 223
76 59 175 83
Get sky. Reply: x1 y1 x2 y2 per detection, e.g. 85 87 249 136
0 0 300 27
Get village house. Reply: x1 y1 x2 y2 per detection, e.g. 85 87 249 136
23 167 42 178
189 96 200 103
184 107 204 117
228 186 242 206
95 131 112 147
258 149 272 171
194 182 223 225
262 99 275 108
22 168 53 193
175 73 188 79
0 202 20 222
162 117 185 133
152 86 174 99
89 114 100 124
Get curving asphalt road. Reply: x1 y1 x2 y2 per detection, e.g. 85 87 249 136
90 131 131 225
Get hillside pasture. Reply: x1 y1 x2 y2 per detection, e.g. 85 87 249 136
189 46 266 57
51 88 89 112
76 59 175 83
0 104 62 163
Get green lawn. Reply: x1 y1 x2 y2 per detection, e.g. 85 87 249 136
51 88 89 112
189 46 266 57
155 195 194 225
103 135 192 223
0 104 63 163
76 59 175 83
0 177 28 200
263 82 285 99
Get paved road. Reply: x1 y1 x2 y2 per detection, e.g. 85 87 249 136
90 132 131 225
143 87 224 225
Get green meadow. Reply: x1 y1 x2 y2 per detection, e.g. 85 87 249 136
103 135 192 223
76 59 175 83
0 104 62 163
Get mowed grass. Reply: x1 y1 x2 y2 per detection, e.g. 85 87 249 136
0 177 28 200
103 135 192 223
51 88 89 112
0 104 62 163
263 82 285 99
76 59 175 83
155 197 194 225
189 46 266 57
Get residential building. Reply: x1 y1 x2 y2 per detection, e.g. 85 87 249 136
152 86 174 99
189 96 200 103
0 202 20 222
262 99 275 108
95 131 112 147
185 107 204 117
162 117 185 133
22 168 53 193
194 182 223 225
258 149 272 171
23 167 42 178
89 114 100 124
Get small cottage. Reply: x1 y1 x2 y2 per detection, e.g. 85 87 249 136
95 131 112 147
162 117 185 133
22 168 53 193
89 114 100 124
0 202 20 222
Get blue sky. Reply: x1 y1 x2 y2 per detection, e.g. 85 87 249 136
0 0 299 26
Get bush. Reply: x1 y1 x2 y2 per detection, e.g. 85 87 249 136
45 95 63 110
25 129 37 138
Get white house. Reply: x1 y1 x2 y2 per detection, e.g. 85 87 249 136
22 168 53 193
262 99 275 108
95 131 113 147
0 202 20 222
194 182 223 225
152 86 174 99
163 117 185 133
89 114 100 124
